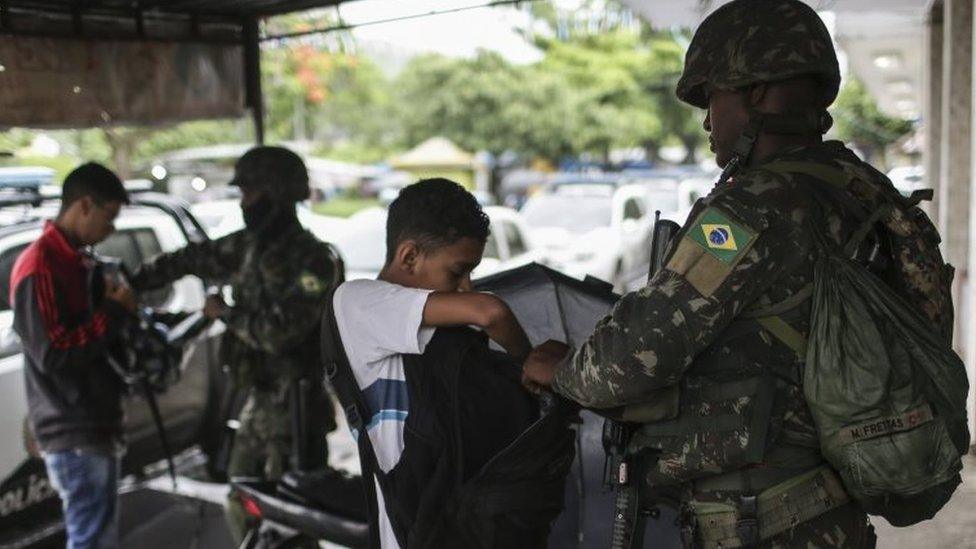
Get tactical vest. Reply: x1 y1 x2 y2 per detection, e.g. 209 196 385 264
321 291 577 549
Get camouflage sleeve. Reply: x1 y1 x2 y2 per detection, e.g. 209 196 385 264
553 182 809 408
222 242 342 354
129 231 246 291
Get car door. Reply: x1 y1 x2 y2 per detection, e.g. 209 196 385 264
617 191 649 275
498 218 535 270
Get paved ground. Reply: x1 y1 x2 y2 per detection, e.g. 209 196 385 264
873 455 976 548
128 423 976 548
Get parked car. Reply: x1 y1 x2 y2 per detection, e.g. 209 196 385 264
522 181 652 289
887 165 925 197
667 176 717 225
0 191 235 548
190 199 349 241
330 206 541 281
151 143 378 204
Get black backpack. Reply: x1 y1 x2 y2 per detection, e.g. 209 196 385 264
321 288 578 548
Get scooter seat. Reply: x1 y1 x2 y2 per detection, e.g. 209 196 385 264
234 479 369 548
279 467 369 522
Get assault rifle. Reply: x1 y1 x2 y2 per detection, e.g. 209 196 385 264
604 212 680 549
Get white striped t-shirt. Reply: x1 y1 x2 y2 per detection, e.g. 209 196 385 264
333 279 436 549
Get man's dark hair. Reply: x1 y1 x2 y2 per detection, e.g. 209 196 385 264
386 178 490 263
60 162 129 212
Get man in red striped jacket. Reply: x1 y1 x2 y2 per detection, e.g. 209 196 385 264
11 163 134 549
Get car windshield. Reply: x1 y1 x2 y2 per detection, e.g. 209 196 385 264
522 195 612 233
643 187 679 213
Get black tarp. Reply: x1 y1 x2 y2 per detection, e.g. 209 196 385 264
474 263 681 548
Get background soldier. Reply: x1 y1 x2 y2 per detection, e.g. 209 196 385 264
130 146 343 538
524 0 953 547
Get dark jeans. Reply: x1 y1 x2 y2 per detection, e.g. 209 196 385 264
43 450 119 549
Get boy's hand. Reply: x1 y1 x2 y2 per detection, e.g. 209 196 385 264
522 340 571 394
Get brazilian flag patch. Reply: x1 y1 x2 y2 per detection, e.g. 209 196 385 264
688 208 756 264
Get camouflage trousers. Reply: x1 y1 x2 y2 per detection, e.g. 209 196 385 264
226 379 335 540
680 503 876 549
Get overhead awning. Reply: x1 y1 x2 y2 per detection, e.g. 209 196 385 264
0 0 358 137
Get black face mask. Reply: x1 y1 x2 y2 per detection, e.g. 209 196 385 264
242 195 275 232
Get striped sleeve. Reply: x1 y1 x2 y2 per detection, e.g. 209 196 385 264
33 271 109 350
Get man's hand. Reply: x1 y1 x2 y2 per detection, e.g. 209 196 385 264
522 340 571 394
104 276 136 313
203 294 228 320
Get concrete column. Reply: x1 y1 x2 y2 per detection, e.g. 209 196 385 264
924 1 944 224
931 0 976 446
968 0 976 451
938 0 972 357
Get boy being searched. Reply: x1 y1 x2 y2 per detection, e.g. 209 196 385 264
11 163 135 549
329 179 574 548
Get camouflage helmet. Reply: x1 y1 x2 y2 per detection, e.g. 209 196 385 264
230 145 310 203
676 0 840 110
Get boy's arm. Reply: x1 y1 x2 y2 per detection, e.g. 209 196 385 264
423 292 531 361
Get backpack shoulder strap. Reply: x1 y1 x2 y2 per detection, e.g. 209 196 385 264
760 160 851 191
321 287 407 549
741 160 859 358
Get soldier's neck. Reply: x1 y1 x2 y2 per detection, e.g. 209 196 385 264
748 134 823 167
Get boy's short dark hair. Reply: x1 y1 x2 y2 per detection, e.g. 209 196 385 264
61 162 129 211
386 178 490 263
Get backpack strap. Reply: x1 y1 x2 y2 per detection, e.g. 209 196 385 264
740 159 895 359
754 315 808 358
321 287 408 549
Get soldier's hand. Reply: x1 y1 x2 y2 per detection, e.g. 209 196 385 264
104 276 136 313
521 340 571 394
203 294 228 320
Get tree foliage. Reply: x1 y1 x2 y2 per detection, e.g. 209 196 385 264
831 77 914 164
394 52 577 162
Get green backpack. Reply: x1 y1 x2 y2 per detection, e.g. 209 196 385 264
764 161 970 527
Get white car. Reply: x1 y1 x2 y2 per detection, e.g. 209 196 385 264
627 177 683 221
666 176 718 226
330 206 541 281
887 166 925 197
189 199 348 242
522 182 652 288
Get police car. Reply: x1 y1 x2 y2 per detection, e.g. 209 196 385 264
0 171 235 548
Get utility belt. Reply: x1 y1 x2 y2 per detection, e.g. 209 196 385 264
679 466 849 549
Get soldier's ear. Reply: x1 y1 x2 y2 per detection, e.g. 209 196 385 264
748 83 768 108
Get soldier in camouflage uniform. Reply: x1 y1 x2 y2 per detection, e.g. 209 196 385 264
524 1 954 547
130 146 343 537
